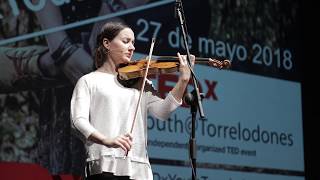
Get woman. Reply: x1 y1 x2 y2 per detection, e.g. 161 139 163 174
70 21 194 180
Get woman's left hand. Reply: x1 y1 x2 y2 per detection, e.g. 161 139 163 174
177 52 195 82
169 53 195 102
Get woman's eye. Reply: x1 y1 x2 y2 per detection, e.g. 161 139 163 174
122 38 134 45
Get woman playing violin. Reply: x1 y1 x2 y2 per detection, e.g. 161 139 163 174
70 21 194 180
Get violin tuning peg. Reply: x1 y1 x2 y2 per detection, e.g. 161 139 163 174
223 60 231 68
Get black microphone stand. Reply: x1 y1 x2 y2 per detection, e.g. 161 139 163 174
175 1 205 179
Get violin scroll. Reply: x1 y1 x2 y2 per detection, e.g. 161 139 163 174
208 58 231 69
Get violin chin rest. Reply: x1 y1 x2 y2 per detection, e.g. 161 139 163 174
116 75 141 88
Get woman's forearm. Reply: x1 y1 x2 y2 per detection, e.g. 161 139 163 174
170 78 189 103
88 131 109 145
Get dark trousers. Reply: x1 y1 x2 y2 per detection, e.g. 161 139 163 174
86 172 132 180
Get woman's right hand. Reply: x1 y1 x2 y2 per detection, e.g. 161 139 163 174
102 133 133 153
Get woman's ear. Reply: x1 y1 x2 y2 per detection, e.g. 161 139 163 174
103 38 110 49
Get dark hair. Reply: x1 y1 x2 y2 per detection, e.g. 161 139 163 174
94 21 130 68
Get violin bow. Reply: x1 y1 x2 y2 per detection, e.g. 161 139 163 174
125 38 156 157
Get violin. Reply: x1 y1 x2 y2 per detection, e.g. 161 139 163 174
117 56 231 81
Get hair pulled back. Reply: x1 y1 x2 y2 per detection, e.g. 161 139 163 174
94 21 130 68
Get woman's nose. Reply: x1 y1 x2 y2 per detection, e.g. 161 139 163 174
129 43 135 51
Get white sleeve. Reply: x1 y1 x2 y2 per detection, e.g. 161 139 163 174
147 91 182 121
70 77 97 139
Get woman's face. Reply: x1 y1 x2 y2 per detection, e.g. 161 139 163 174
104 28 135 65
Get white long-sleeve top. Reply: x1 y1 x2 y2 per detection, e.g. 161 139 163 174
70 71 181 179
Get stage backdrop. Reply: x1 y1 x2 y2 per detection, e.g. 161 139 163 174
0 0 303 179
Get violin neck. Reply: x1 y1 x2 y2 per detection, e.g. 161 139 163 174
155 56 210 65
194 57 211 65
